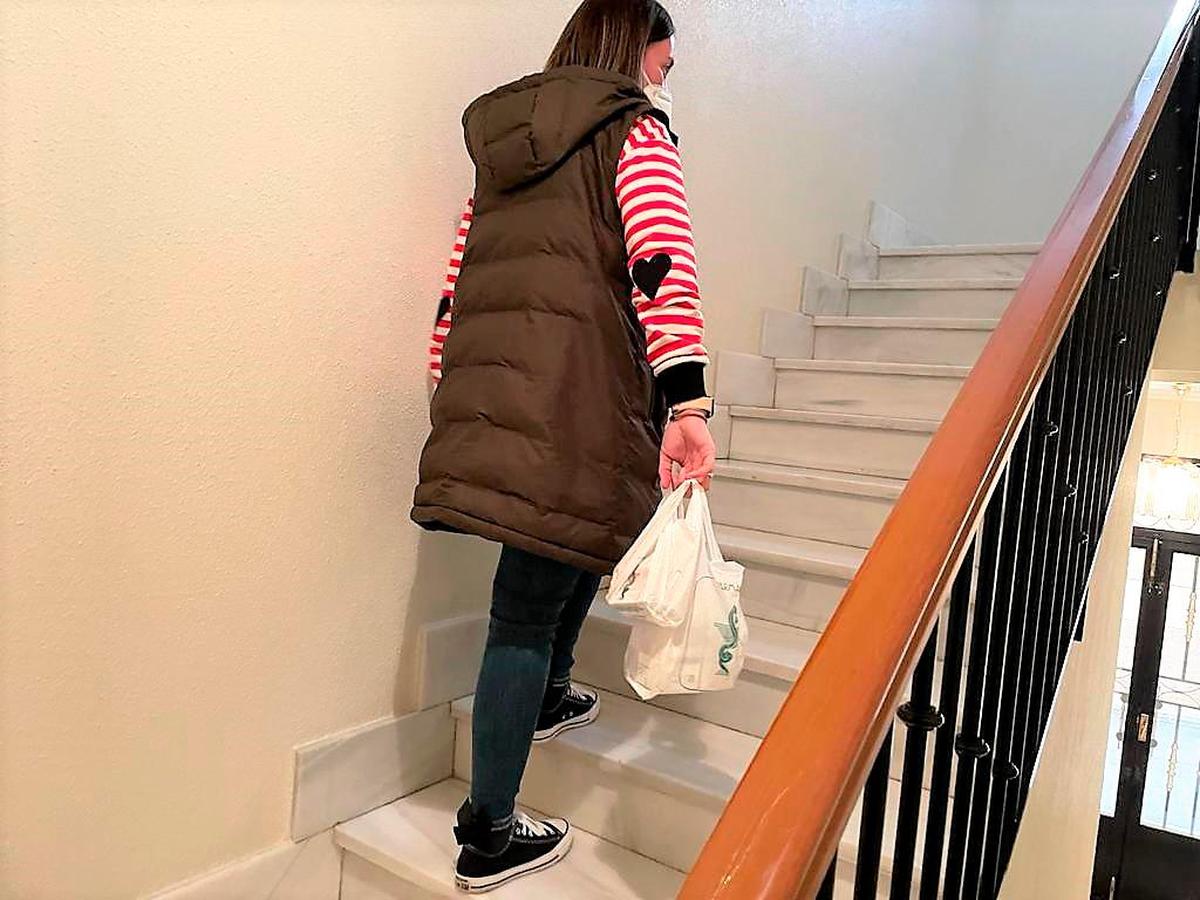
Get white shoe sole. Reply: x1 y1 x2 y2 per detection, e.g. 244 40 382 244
531 697 600 743
454 829 574 893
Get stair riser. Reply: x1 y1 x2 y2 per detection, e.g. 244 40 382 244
877 253 1036 280
572 622 789 738
738 563 850 633
453 720 719 871
848 288 1014 318
774 369 965 420
729 416 931 479
710 476 894 549
341 853 445 900
815 325 991 366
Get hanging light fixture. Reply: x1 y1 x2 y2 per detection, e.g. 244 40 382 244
1136 383 1200 531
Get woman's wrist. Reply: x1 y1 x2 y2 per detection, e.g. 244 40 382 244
668 408 709 423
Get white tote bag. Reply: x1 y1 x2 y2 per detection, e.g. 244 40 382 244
621 485 749 700
605 480 706 628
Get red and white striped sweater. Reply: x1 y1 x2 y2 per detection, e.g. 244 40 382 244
430 114 708 404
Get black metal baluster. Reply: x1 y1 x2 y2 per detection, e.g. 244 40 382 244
890 627 942 898
918 542 977 900
1038 252 1103 729
1007 340 1073 853
1091 164 1148 514
1180 46 1200 270
1064 200 1131 643
942 475 1007 900
1059 199 1124 644
964 432 1032 900
960 430 1031 899
854 727 895 900
979 392 1054 894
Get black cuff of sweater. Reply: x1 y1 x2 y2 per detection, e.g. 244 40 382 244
656 362 708 408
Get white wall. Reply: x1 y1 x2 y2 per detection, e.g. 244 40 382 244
1153 271 1200 381
1144 382 1200 457
943 0 1180 244
1147 272 1200 457
671 0 985 352
0 1 1186 897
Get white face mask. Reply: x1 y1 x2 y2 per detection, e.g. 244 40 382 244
642 69 673 120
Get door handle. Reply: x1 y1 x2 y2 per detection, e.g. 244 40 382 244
1137 712 1152 743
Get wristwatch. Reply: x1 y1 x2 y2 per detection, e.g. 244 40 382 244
668 396 715 421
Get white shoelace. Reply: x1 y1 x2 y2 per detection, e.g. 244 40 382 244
565 684 592 705
513 811 557 839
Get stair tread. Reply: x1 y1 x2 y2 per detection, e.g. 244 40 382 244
774 358 971 379
713 523 865 579
729 405 940 433
813 315 1000 330
878 242 1041 256
715 458 907 499
847 277 1022 290
452 688 759 805
335 779 684 899
587 601 820 682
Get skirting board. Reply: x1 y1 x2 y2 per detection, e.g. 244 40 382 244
837 232 881 281
416 613 487 709
291 704 454 841
143 829 341 900
867 200 937 249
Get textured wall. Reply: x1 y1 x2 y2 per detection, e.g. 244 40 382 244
945 0 1180 244
0 1 1183 897
1153 272 1200 378
0 3 521 897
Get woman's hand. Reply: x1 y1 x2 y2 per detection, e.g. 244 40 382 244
658 414 716 491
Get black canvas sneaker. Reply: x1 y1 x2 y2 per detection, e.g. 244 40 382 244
453 800 573 893
533 682 599 743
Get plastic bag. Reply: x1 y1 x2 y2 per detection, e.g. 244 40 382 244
617 484 748 699
605 480 706 628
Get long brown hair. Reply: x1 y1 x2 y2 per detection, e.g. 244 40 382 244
545 0 675 83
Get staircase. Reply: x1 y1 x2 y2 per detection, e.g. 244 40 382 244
333 228 1041 898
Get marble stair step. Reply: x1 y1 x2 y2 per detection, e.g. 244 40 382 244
335 778 684 900
846 278 1020 318
773 358 970 420
573 601 819 737
876 243 1040 280
714 524 864 632
711 459 905 549
813 316 997 367
728 406 939 479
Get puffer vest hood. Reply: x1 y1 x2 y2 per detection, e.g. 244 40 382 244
411 67 669 574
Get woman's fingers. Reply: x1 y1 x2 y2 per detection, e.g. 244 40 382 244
658 449 674 491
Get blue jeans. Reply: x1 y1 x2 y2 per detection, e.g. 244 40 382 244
469 544 601 822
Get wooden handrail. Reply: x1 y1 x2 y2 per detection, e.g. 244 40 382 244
680 2 1200 896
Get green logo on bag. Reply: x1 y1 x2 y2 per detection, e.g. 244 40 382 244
714 607 740 675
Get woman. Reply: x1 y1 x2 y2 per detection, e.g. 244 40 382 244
412 0 715 891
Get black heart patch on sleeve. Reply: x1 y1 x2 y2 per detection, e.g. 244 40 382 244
631 253 674 300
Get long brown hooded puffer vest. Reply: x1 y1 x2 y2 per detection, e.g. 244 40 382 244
411 67 671 575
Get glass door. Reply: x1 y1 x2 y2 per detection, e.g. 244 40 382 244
1094 529 1200 899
